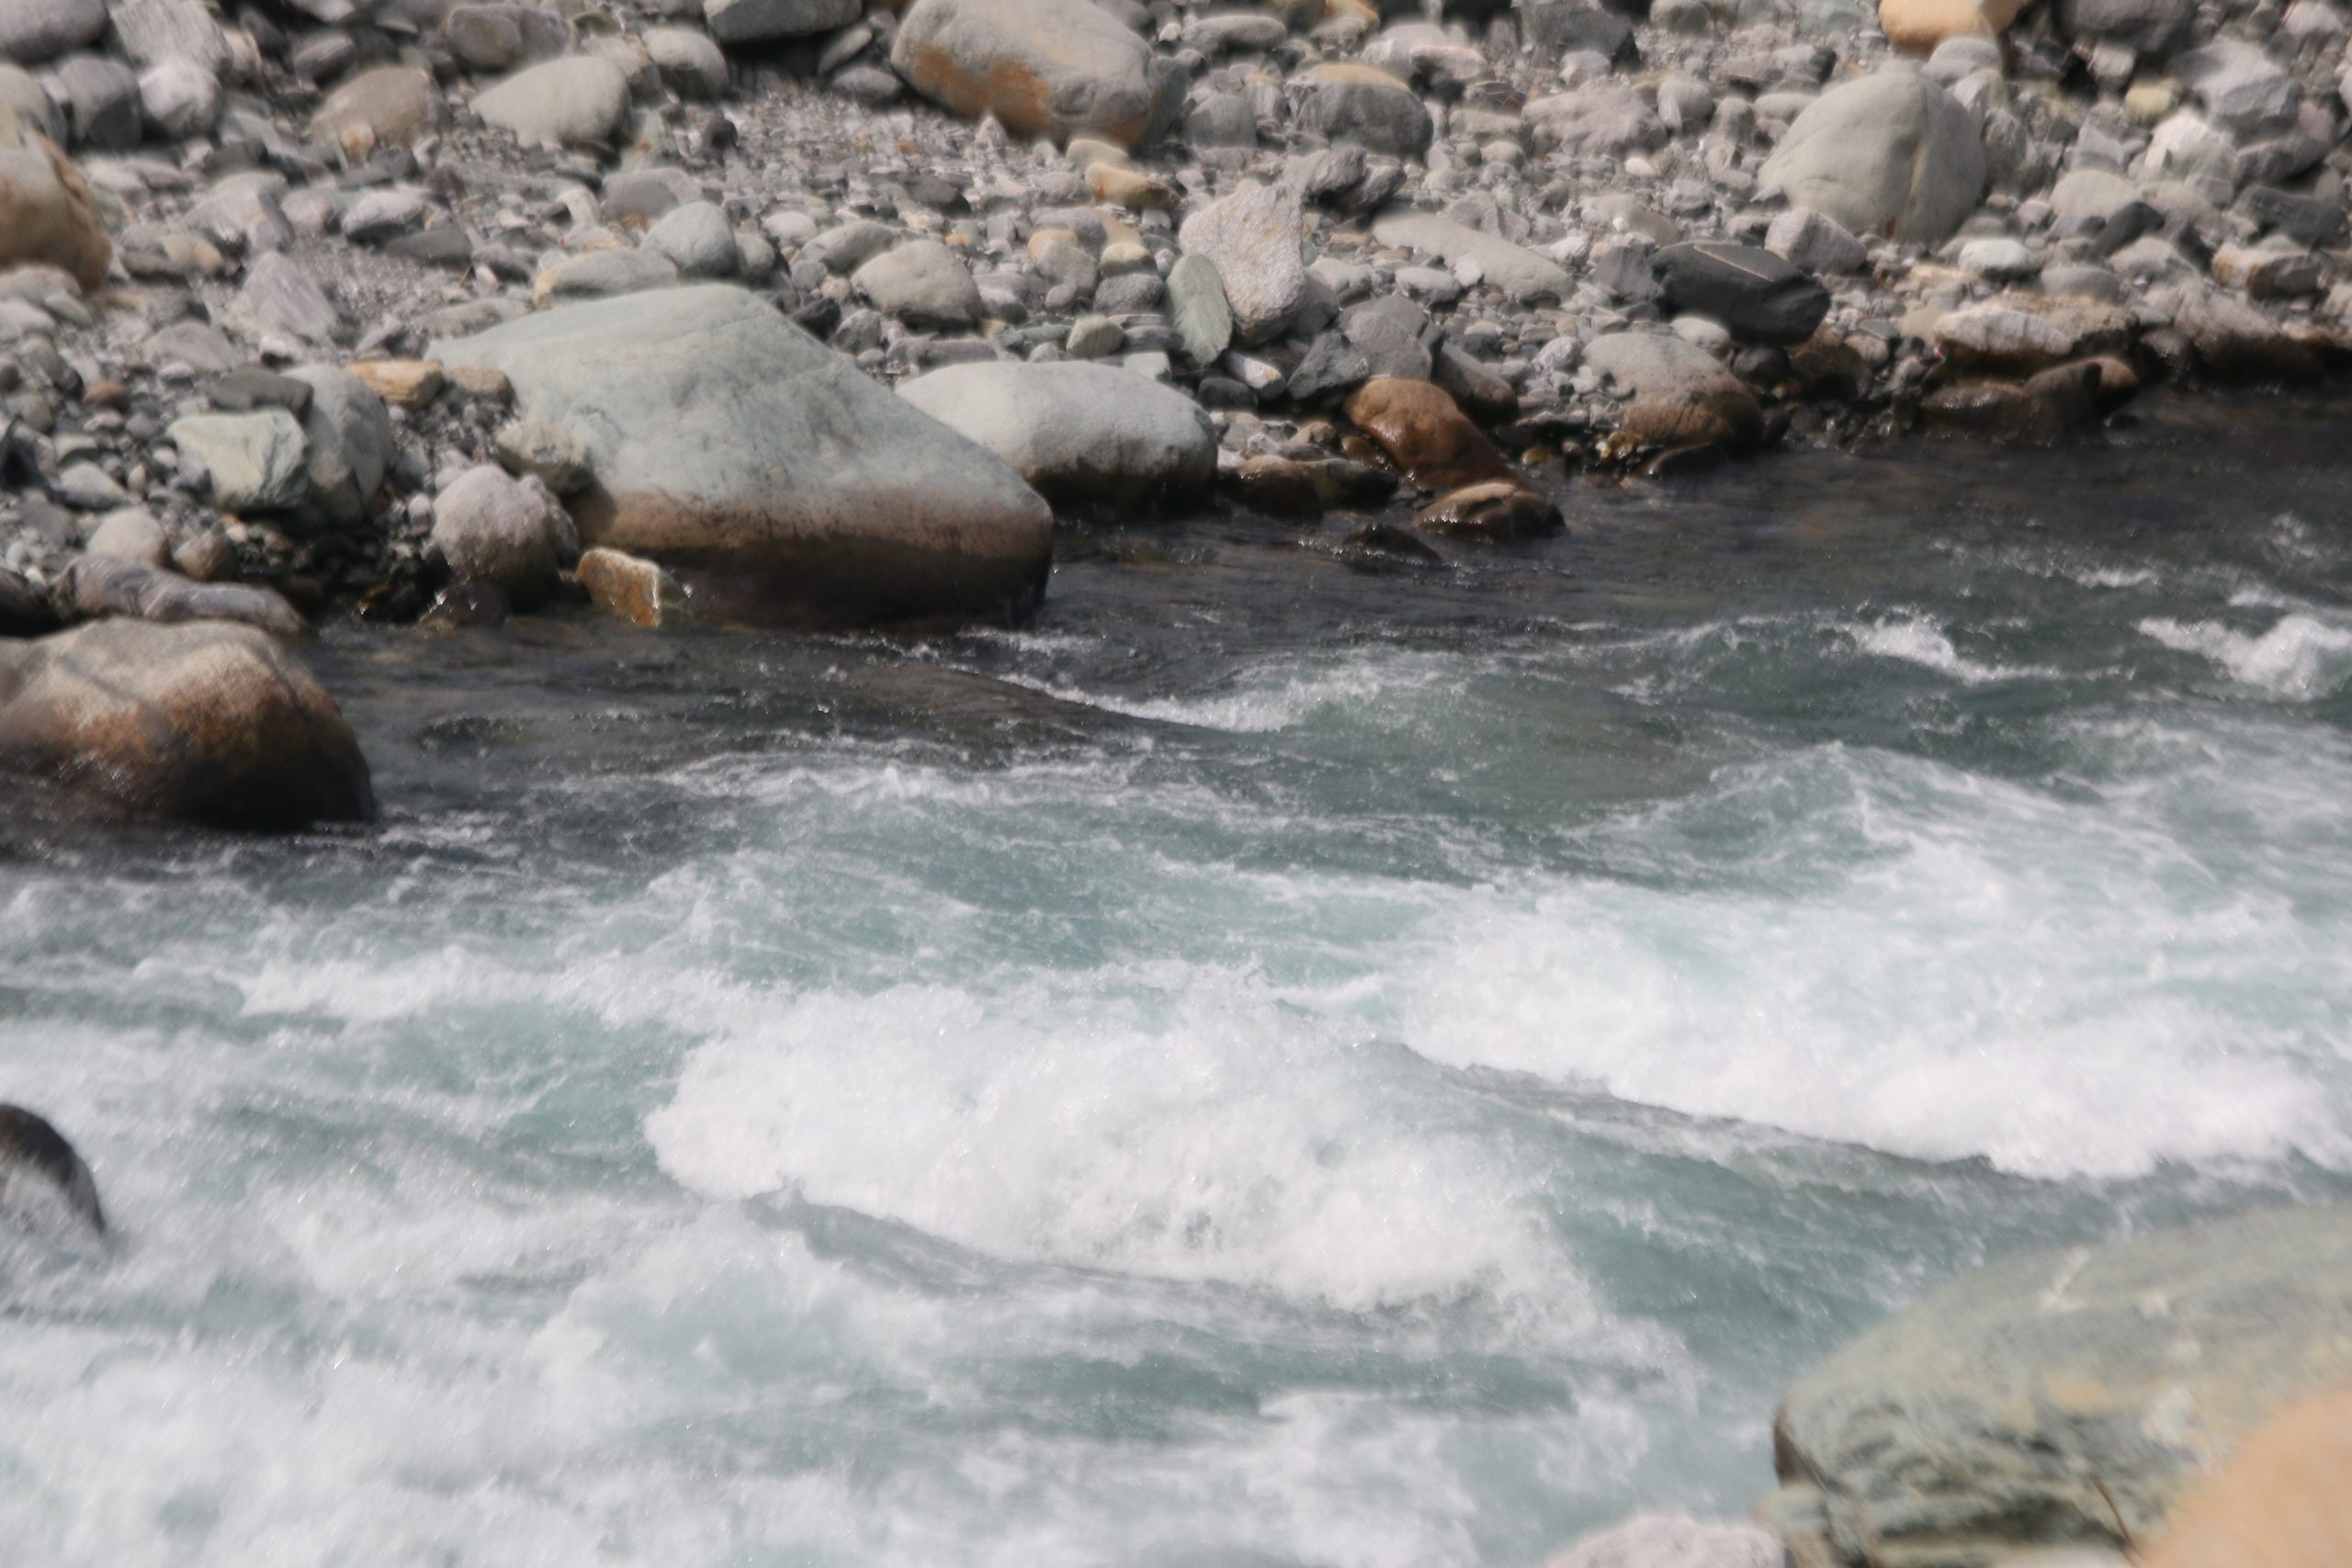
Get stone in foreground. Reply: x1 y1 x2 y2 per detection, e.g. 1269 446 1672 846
0 620 372 829
430 285 1053 626
899 360 1216 511
0 1104 104 1236
890 0 1181 150
2143 1389 2352 1568
1769 1203 2352 1568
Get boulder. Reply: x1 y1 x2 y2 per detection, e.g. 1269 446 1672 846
165 408 310 513
644 199 740 277
644 26 727 98
890 0 1182 150
576 546 691 628
0 619 371 829
309 65 443 157
1177 181 1306 345
2173 39 2300 137
705 0 858 43
2055 0 2195 57
1933 294 2134 372
1766 208 1869 274
853 237 981 329
445 3 572 71
55 554 308 639
0 0 107 65
1585 331 1764 452
227 251 344 344
472 54 630 150
428 284 1053 626
105 0 230 71
1165 252 1233 366
2150 281 2324 382
2143 1390 2352 1568
1769 1204 2352 1568
1297 62 1433 158
430 463 576 604
1416 481 1562 541
138 58 220 138
1760 68 1986 243
899 360 1216 511
0 96 107 291
46 51 138 151
1368 209 1572 304
1655 242 1831 344
1343 378 1521 491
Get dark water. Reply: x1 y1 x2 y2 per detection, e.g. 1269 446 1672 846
5 392 2352 1567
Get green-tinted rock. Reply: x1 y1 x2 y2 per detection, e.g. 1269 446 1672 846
1165 252 1231 367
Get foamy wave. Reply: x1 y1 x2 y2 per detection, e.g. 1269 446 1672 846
1845 615 2052 685
2140 613 2352 699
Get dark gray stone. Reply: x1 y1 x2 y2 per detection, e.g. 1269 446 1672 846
1655 242 1831 345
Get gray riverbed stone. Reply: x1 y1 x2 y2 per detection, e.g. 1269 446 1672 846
1770 1203 2352 1568
472 54 630 150
1760 68 1987 243
1178 181 1306 345
429 284 1052 626
165 407 310 512
1657 242 1832 344
899 359 1216 509
853 237 981 329
286 364 391 528
1369 209 1573 304
1297 62 1434 158
1544 1513 1788 1568
0 0 107 65
705 0 859 43
431 463 576 603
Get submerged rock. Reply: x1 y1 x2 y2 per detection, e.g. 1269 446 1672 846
1769 1203 2352 1568
430 284 1053 626
899 360 1216 511
0 619 373 829
0 1104 103 1235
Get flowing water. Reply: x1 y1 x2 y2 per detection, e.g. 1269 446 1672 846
7 394 2352 1567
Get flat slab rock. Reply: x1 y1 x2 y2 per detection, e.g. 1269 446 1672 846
429 284 1051 626
1769 1202 2352 1568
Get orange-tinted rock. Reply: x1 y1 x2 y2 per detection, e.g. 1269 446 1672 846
0 99 110 293
2143 1391 2352 1568
1417 481 1562 541
890 0 1182 150
1880 0 2018 51
577 546 693 627
1342 377 1521 492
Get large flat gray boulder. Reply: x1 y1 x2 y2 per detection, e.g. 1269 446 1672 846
0 619 371 829
1769 1204 2352 1568
899 361 1216 511
1761 68 1986 243
890 0 1181 150
430 285 1053 626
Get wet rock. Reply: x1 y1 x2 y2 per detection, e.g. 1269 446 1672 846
854 237 981 329
576 545 692 627
1544 1513 1788 1568
1416 480 1562 541
1769 1204 2352 1568
1340 519 1444 568
1920 362 2104 444
2 91 109 289
430 284 1052 626
56 554 309 639
2153 281 2324 382
430 463 576 604
1178 181 1306 346
0 1105 103 1235
0 618 370 828
1369 209 1573 304
899 359 1216 510
890 0 1182 150
1343 377 1521 491
1656 242 1831 345
706 0 859 43
309 65 443 157
1297 62 1434 158
1760 68 1987 243
472 54 630 151
1585 331 1764 452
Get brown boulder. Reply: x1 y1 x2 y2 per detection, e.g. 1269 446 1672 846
0 98 110 293
1417 481 1563 541
1342 378 1521 492
0 619 372 829
2143 1390 2352 1568
889 0 1182 149
309 66 444 160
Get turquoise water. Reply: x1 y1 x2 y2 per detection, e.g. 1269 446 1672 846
6 396 2352 1566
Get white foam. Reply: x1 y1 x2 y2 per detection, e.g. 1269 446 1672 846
2140 613 2352 699
1846 615 2052 685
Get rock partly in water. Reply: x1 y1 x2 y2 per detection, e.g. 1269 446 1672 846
899 359 1216 511
429 284 1053 626
0 619 372 829
1769 1203 2352 1568
431 464 577 605
56 554 309 638
1343 378 1521 492
889 0 1181 150
0 1104 104 1236
576 546 693 627
1585 332 1766 452
1760 68 1987 243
